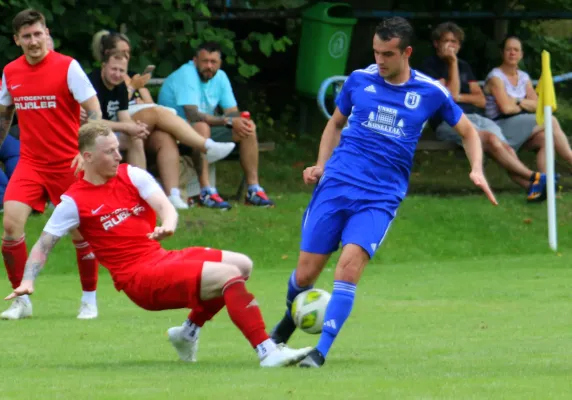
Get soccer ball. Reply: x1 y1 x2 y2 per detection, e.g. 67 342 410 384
291 288 331 334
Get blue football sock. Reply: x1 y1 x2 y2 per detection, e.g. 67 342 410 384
316 280 356 358
285 269 313 320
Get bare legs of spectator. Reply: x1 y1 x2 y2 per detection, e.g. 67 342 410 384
525 116 572 171
147 130 180 194
479 131 536 189
132 107 210 152
192 122 214 188
146 130 188 209
119 134 146 169
232 128 260 186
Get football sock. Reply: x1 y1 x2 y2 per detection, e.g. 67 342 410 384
222 277 269 348
188 297 226 327
73 240 99 293
286 269 313 319
2 235 27 289
316 280 356 358
81 290 97 306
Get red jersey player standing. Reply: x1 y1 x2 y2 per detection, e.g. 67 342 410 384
0 9 103 320
5 121 312 367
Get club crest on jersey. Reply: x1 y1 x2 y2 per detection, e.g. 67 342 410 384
404 92 421 109
361 105 405 138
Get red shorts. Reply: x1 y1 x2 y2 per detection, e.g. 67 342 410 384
4 162 78 213
122 247 223 311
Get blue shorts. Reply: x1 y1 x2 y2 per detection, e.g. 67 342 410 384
300 176 400 258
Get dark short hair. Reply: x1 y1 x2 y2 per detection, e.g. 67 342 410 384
431 22 465 43
196 41 222 55
500 35 521 50
375 17 414 51
12 9 45 35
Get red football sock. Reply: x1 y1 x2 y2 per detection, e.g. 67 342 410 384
73 240 99 292
2 236 27 289
188 297 226 326
222 277 269 348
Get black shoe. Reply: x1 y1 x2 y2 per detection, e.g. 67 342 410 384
299 348 325 368
270 314 297 344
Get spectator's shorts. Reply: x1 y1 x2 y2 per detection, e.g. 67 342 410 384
494 113 537 151
436 114 506 146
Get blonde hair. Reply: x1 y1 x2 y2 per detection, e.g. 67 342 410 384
91 29 131 62
79 121 113 151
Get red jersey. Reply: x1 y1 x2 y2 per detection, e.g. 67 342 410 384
0 51 96 171
62 164 163 288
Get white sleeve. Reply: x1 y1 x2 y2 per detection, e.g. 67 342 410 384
67 60 97 104
127 165 163 200
0 73 13 106
43 195 80 237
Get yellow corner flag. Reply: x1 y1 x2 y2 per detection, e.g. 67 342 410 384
536 50 557 126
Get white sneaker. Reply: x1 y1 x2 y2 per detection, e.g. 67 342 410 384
167 326 199 362
1 297 32 320
168 195 189 210
206 142 236 164
259 344 313 368
77 302 98 319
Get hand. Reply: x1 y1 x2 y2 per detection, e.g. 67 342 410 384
147 226 174 241
303 165 324 185
71 153 84 176
232 117 255 139
5 280 34 300
124 73 151 90
126 121 150 139
470 169 498 206
79 108 88 125
441 44 457 62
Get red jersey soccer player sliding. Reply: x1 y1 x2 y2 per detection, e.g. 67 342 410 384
5 121 312 367
0 9 103 320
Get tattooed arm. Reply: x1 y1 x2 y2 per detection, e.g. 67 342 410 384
4 196 79 300
0 104 16 146
4 232 62 299
183 105 229 127
81 95 102 121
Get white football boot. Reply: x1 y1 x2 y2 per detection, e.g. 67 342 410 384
259 344 313 368
77 302 98 319
1 297 32 320
167 326 199 362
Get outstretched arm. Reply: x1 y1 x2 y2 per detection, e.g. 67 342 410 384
4 232 62 300
453 114 498 206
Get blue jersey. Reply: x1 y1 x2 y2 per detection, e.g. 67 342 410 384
327 65 463 199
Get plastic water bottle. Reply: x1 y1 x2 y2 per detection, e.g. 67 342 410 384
241 111 252 130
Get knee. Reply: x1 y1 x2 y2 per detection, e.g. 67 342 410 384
295 258 322 287
193 122 211 138
234 254 253 279
218 264 243 288
3 212 25 239
482 132 502 151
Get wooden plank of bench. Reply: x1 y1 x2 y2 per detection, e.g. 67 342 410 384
416 140 458 151
258 141 276 152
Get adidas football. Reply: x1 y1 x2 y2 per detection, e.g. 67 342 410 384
291 288 331 334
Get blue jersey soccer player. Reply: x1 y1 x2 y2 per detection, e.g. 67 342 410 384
270 17 498 368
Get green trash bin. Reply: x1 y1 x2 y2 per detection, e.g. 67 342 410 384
295 2 357 98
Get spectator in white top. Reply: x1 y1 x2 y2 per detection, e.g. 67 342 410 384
484 36 572 170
